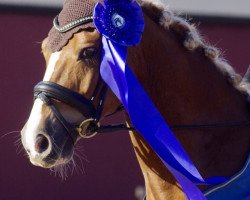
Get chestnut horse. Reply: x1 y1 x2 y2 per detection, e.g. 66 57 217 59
21 0 250 199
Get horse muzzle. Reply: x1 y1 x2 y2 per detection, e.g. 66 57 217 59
21 111 75 168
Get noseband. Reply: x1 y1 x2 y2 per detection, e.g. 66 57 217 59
34 78 133 144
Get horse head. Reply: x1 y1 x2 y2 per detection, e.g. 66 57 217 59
21 0 120 168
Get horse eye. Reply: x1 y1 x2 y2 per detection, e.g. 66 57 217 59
79 47 97 60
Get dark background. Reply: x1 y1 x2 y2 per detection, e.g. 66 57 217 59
0 6 250 200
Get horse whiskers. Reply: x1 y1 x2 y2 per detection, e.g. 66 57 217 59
72 152 85 174
52 151 74 178
50 165 65 180
0 130 20 140
74 147 89 163
50 161 71 180
0 130 25 155
14 137 25 155
69 146 88 174
47 139 72 180
23 152 29 158
74 143 86 152
16 146 24 155
14 137 21 145
74 143 89 162
49 146 89 180
69 157 77 175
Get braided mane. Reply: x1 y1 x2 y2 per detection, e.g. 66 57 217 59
140 0 243 88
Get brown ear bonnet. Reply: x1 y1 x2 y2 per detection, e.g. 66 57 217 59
48 0 96 52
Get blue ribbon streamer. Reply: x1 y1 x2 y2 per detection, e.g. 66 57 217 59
93 0 228 199
99 37 228 200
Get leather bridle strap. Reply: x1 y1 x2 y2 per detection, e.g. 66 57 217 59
34 80 134 143
34 81 96 118
34 80 103 143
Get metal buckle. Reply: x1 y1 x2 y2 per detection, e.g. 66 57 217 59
78 118 100 139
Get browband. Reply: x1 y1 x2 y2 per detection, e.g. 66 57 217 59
53 15 94 33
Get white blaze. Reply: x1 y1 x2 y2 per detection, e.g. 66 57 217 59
23 52 61 156
43 52 61 81
25 99 44 156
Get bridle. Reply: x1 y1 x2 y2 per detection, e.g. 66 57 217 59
34 75 135 144
33 15 137 145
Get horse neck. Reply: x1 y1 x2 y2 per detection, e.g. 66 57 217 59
126 12 250 199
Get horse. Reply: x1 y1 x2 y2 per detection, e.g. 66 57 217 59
21 0 250 199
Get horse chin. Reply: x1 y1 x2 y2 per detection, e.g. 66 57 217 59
34 157 71 169
30 157 71 169
28 143 74 169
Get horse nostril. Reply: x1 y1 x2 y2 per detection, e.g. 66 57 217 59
35 134 49 154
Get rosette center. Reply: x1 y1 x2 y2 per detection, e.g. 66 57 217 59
111 13 126 29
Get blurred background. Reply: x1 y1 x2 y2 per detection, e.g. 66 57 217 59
0 0 249 200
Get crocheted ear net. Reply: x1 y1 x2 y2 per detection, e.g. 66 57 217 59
48 0 96 52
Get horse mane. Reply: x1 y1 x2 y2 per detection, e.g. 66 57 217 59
140 0 244 91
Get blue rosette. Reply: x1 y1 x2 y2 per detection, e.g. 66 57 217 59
93 0 144 46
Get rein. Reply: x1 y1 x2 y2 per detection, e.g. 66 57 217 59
101 111 250 131
171 120 250 130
